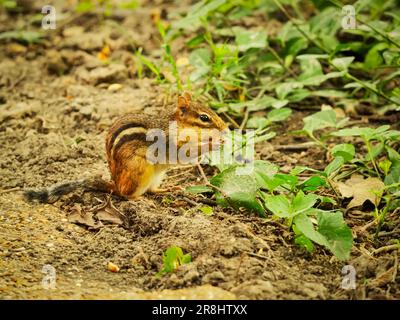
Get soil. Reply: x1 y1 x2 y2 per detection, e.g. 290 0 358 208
0 1 399 300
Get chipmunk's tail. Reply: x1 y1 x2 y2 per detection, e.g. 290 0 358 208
23 177 115 203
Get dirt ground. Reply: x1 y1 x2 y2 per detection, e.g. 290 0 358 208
0 1 399 300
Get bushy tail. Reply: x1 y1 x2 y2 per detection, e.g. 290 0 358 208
23 177 115 203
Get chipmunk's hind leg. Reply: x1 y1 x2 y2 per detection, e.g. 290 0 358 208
114 157 156 200
147 166 168 193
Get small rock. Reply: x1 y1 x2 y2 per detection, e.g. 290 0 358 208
203 271 225 284
117 236 126 243
220 244 236 257
108 83 123 92
107 262 120 273
78 64 128 85
46 50 69 75
169 273 183 286
62 26 85 38
79 105 94 116
183 270 200 283
61 28 106 51
6 43 27 55
231 280 274 299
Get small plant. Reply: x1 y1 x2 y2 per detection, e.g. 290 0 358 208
0 0 17 9
142 0 400 261
157 246 192 276
188 160 353 260
75 0 138 16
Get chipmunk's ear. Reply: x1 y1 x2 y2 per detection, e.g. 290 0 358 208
182 91 192 102
177 93 191 112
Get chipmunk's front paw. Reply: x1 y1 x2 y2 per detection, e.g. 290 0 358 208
148 186 183 194
148 188 169 194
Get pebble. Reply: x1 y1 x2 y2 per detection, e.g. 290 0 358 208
107 262 120 273
108 83 123 92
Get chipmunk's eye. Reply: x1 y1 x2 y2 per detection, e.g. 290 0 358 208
199 114 210 122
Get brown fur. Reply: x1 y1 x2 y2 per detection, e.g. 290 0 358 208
105 92 227 199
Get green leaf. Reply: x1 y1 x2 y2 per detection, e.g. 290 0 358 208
118 0 139 10
267 108 292 122
379 159 392 176
276 82 303 100
291 191 319 216
1 0 17 9
294 213 328 247
299 71 346 86
274 173 298 190
158 246 191 275
0 30 43 44
172 0 227 30
364 43 388 70
298 57 323 80
257 174 285 192
331 125 399 142
246 117 270 129
385 160 400 189
229 96 288 113
189 48 212 82
294 211 353 260
331 144 355 162
387 146 400 162
75 0 95 13
331 57 354 71
324 156 344 177
295 234 315 253
181 253 192 264
264 194 291 218
185 185 213 194
186 34 206 48
234 27 267 51
199 206 213 215
210 165 265 216
310 90 348 98
316 211 353 261
254 161 283 191
258 133 278 144
303 109 337 136
300 175 327 191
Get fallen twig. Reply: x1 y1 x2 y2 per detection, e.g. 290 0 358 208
275 142 318 151
0 187 21 194
373 244 400 255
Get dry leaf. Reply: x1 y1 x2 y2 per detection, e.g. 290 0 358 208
91 197 125 226
97 45 110 61
335 175 385 209
67 204 103 229
369 266 396 287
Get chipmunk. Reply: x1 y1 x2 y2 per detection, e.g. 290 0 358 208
24 92 227 203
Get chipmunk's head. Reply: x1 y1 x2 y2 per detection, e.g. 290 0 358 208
174 92 228 159
175 92 227 131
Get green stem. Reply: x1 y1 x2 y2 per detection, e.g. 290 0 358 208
345 73 399 106
365 139 381 178
309 132 327 150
